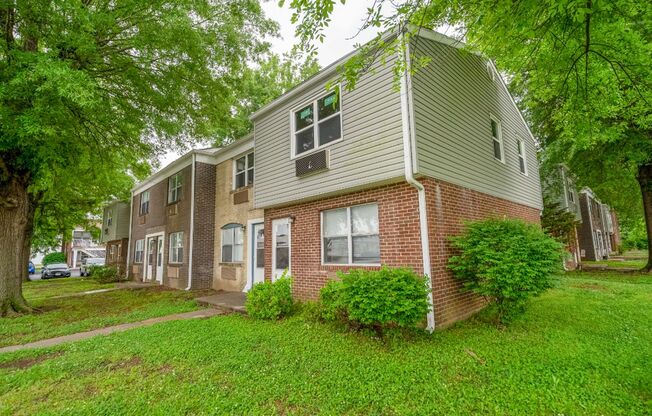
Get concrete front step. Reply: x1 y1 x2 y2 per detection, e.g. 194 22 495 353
196 291 247 315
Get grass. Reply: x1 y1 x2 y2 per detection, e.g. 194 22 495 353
1 271 650 415
583 259 647 269
1 279 203 347
22 277 116 301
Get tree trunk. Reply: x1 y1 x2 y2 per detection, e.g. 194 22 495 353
0 173 34 316
637 163 652 272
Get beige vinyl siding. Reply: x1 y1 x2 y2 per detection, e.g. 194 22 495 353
411 38 543 210
253 55 405 209
101 202 130 243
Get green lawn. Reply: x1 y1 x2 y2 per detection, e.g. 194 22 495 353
1 271 650 415
583 258 647 269
22 277 116 301
1 279 203 347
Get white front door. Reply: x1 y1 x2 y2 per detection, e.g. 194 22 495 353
271 218 291 281
156 237 164 283
146 237 156 282
252 223 265 287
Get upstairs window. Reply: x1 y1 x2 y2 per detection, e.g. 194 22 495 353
516 139 527 175
168 172 183 204
134 239 144 263
139 191 150 216
322 203 380 265
169 232 184 263
234 152 254 189
106 210 113 227
293 88 341 157
490 117 504 162
567 180 575 203
221 224 244 263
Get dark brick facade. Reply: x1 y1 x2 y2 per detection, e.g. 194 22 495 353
106 238 128 277
264 178 541 328
191 162 217 289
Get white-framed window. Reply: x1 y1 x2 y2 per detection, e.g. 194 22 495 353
134 239 144 263
169 231 183 263
234 152 254 189
490 117 504 162
272 218 291 278
139 191 150 215
168 172 183 204
221 224 244 263
516 139 527 175
322 203 380 265
292 88 341 157
106 210 113 227
567 182 575 203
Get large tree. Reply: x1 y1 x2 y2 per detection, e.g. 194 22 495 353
0 0 277 315
283 0 652 270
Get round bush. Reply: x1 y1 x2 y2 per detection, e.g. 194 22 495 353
245 275 293 320
448 218 564 324
318 267 430 333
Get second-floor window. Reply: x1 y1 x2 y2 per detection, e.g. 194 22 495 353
139 191 150 215
491 117 504 162
516 139 527 175
293 88 341 157
168 172 183 204
134 239 144 263
234 152 254 189
169 232 183 263
106 210 113 227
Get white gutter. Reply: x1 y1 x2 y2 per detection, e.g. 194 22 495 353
399 32 436 332
186 153 196 290
126 192 134 279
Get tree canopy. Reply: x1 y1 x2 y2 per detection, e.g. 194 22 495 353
0 0 282 314
283 0 652 269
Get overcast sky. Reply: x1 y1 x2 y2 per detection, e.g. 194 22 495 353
159 1 382 167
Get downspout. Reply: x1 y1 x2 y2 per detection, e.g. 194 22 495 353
399 32 436 332
186 153 196 290
126 192 134 279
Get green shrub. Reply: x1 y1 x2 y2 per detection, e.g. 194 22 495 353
448 218 564 324
245 273 294 320
42 252 66 265
318 267 430 334
90 266 122 283
319 279 346 321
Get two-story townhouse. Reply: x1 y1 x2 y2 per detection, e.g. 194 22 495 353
577 189 620 261
64 227 105 269
542 165 583 269
212 135 265 292
252 28 543 329
127 149 217 289
100 200 130 275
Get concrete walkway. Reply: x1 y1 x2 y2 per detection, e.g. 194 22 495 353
196 291 247 314
0 309 222 354
50 281 158 300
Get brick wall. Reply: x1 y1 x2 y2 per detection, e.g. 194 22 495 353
263 178 541 328
421 178 541 326
106 238 128 277
128 164 193 288
192 162 217 289
264 182 424 300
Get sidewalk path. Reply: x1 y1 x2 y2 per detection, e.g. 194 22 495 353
0 309 222 354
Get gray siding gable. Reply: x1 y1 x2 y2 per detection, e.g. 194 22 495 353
411 37 543 210
253 53 406 209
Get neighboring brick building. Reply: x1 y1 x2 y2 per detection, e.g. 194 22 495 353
127 149 218 290
577 189 620 261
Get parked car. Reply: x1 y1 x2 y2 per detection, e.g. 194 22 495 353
28 261 35 274
41 263 71 279
80 257 105 276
